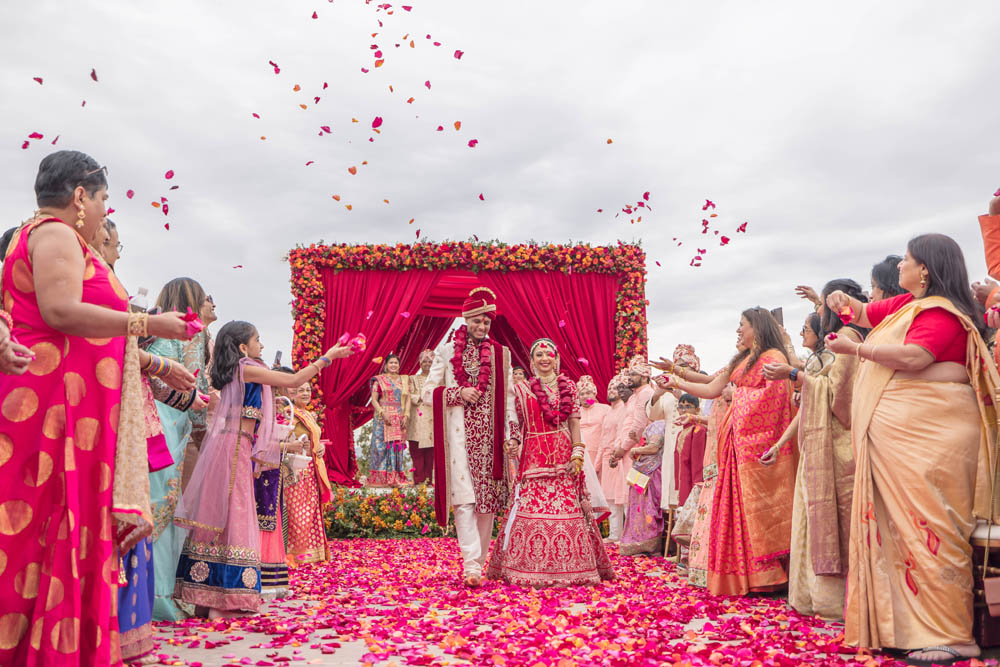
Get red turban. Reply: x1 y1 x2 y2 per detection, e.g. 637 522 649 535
462 286 498 319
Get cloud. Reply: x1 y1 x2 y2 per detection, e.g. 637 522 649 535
1 0 998 377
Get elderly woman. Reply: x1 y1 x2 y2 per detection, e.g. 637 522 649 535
652 307 795 596
763 279 868 620
826 235 1000 666
0 151 193 665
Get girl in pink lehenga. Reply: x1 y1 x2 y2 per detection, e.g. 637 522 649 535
487 338 615 588
174 322 352 617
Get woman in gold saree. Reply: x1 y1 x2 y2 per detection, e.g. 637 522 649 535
762 280 867 620
826 234 1000 666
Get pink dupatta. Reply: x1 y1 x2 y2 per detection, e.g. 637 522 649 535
174 357 281 542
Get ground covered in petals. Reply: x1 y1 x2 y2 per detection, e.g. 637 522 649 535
151 538 995 666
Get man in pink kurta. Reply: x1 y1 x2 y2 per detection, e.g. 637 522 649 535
598 373 629 541
610 356 655 493
577 375 610 467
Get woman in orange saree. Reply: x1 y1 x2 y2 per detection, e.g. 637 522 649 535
285 380 334 566
0 152 193 666
653 307 796 596
827 235 1000 666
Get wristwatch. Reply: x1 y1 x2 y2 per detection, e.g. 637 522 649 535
789 368 799 382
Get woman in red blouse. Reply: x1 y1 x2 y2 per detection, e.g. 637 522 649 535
826 234 999 666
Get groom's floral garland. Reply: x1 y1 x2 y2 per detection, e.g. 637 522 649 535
450 325 492 392
288 241 647 417
529 374 576 427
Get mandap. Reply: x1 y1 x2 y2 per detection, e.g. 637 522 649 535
288 240 647 487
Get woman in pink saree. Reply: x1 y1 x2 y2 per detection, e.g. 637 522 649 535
654 307 796 596
487 338 614 587
0 152 193 666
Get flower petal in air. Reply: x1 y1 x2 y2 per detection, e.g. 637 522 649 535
467 139 478 148
90 68 98 81
33 77 43 85
372 116 383 129
348 166 357 175
165 170 174 179
454 50 464 59
126 190 134 199
28 132 43 140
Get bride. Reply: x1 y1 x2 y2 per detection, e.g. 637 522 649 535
486 338 615 587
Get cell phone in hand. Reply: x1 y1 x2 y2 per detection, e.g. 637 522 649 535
273 350 282 367
771 307 784 326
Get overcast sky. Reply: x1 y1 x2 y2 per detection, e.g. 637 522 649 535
1 1 998 376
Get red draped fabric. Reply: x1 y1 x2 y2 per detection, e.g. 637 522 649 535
418 271 481 317
487 315 531 372
345 314 455 431
480 271 618 401
318 269 442 486
315 267 620 486
396 315 454 375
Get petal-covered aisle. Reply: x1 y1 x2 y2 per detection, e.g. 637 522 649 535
153 538 917 667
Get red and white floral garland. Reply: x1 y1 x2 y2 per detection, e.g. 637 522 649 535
529 374 575 427
450 325 492 392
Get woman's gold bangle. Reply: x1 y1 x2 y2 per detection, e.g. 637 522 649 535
127 312 148 337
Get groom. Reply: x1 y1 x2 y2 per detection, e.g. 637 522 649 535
423 286 519 587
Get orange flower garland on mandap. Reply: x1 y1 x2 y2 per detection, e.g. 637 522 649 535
288 241 648 417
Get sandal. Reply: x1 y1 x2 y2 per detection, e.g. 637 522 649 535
904 645 964 666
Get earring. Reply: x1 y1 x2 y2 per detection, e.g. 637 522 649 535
75 207 86 230
920 274 927 289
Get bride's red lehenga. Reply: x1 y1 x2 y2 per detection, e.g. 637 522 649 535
486 380 615 587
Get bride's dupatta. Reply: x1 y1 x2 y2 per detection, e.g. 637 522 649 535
847 296 1000 648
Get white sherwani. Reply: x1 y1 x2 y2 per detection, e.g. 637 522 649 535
422 340 519 508
422 338 518 578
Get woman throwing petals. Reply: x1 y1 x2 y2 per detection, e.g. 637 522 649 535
486 338 614 587
762 279 868 621
651 307 795 596
0 151 193 666
826 235 1000 666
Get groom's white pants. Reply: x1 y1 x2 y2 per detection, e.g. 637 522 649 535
453 504 495 578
